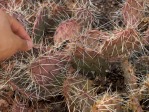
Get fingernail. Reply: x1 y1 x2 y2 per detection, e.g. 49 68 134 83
27 40 33 50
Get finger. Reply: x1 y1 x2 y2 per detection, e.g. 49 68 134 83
7 14 31 41
14 35 33 51
0 9 11 30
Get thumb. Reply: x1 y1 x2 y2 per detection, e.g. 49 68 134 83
14 35 33 51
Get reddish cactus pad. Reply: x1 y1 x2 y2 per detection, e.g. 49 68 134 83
122 0 144 27
30 53 68 85
54 19 81 45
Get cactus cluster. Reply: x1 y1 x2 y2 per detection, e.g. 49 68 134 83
0 0 149 111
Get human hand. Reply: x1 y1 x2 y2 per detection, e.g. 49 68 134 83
0 9 33 61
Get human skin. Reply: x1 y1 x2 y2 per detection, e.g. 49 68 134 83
0 9 33 62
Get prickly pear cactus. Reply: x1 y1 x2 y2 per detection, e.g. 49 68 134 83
92 93 123 112
33 4 49 43
63 75 96 112
54 19 81 46
3 47 70 100
1 0 149 111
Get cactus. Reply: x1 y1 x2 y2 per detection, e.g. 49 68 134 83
46 1 71 37
69 29 109 74
122 0 144 28
121 58 138 89
11 94 31 112
63 75 96 112
144 74 149 89
70 28 143 74
64 0 123 29
92 93 123 112
2 47 70 100
69 0 100 28
1 0 149 111
73 1 97 27
144 28 149 44
121 58 143 112
30 50 70 94
138 73 149 111
0 0 8 9
140 74 149 97
127 94 143 112
54 19 81 46
33 3 49 43
101 28 142 59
